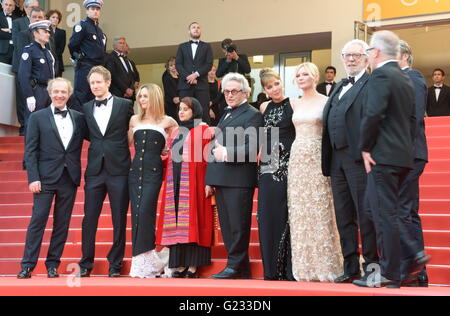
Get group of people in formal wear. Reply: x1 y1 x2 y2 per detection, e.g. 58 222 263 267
1 0 434 289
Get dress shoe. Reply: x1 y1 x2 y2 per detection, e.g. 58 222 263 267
418 272 429 288
47 268 59 278
109 269 121 278
212 267 250 280
78 268 91 278
17 268 32 279
334 273 361 284
353 274 401 289
408 252 430 276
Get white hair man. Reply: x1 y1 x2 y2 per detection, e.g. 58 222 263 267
322 39 379 284
205 73 264 279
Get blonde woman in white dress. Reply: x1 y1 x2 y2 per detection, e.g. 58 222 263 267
288 63 343 282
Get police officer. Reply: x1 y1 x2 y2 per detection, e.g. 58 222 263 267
18 20 55 128
68 0 106 108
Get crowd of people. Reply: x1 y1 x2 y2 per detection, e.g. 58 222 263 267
0 0 439 289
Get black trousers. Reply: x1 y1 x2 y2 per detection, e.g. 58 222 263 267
330 149 379 276
15 76 26 135
21 169 77 270
215 186 254 273
398 159 427 277
79 166 129 271
365 164 421 282
0 45 14 65
179 88 211 125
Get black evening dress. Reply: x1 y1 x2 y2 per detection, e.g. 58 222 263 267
258 98 296 281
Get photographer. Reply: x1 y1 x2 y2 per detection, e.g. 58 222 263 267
217 38 251 78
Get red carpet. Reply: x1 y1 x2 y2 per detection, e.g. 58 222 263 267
1 116 450 295
0 277 449 296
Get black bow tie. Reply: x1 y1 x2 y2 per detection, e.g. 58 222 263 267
190 40 199 45
434 86 442 90
5 14 13 18
95 98 109 107
326 82 333 86
54 108 68 118
342 77 355 87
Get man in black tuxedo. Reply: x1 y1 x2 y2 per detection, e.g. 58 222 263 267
216 39 251 78
176 22 213 124
317 66 337 97
206 73 264 279
398 40 429 287
0 0 17 64
354 31 429 288
427 68 450 117
18 78 87 279
78 66 133 278
105 37 135 100
322 40 378 284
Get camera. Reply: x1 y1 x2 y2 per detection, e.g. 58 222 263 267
227 44 237 53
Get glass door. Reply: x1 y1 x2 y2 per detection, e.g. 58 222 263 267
277 52 311 99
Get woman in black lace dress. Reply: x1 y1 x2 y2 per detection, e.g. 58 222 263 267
258 69 296 281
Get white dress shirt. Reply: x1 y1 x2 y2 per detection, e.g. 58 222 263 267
339 69 367 100
51 105 74 150
191 41 199 59
325 82 334 97
93 94 114 136
434 85 443 102
115 51 129 73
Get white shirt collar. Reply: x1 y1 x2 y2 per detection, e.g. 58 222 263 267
95 93 113 102
353 69 367 83
51 104 68 113
377 59 398 69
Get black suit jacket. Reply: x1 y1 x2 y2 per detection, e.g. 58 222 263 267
216 54 251 78
25 107 87 186
176 41 213 91
0 11 15 54
427 84 450 117
404 68 429 162
360 62 416 169
322 72 370 176
105 51 134 98
83 96 134 177
205 102 264 188
317 82 336 97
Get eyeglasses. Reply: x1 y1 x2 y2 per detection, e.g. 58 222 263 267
223 89 243 96
366 47 376 53
342 53 367 61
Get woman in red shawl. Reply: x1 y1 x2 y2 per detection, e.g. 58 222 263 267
156 97 215 278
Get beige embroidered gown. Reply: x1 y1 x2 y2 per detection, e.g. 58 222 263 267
288 103 343 282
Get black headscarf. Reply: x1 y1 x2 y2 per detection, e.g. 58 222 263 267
179 97 204 131
172 98 204 151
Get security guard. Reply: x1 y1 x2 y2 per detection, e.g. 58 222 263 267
68 0 106 107
18 20 55 127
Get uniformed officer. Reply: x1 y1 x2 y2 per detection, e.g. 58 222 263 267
68 0 106 108
18 19 55 128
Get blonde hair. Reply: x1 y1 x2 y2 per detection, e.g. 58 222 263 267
259 68 282 88
87 65 112 82
136 84 165 122
47 77 73 96
295 62 320 85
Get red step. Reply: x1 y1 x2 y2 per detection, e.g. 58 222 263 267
0 213 260 230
